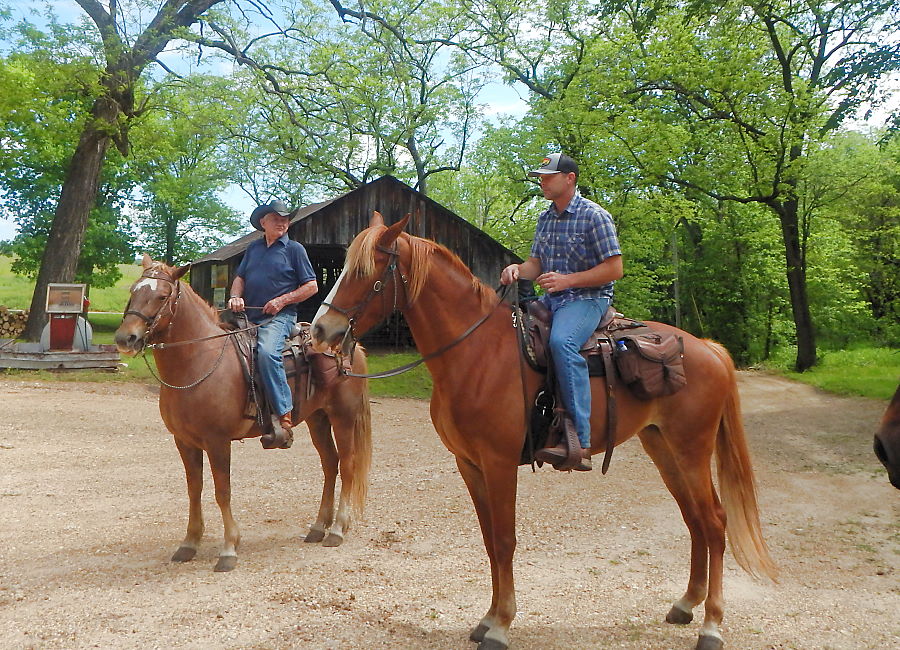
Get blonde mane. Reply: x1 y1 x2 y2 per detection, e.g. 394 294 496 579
344 226 496 310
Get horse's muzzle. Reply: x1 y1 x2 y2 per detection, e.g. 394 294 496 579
114 329 145 357
310 313 348 354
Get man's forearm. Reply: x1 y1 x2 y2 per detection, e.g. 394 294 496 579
279 280 319 306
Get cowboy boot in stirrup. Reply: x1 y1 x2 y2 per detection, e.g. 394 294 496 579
261 413 294 449
534 409 576 465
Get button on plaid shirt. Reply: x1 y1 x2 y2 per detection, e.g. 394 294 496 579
530 192 621 311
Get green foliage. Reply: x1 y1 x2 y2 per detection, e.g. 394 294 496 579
127 78 243 265
762 346 900 400
0 22 135 285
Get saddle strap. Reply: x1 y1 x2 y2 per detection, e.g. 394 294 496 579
599 338 618 474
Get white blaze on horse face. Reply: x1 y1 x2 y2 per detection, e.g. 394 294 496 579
133 278 159 293
313 268 347 325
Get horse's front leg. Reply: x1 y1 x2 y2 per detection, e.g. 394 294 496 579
304 411 339 544
206 442 240 572
171 437 204 563
456 456 519 650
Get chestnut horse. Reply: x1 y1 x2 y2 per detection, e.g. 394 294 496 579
311 214 777 650
874 383 900 489
115 255 371 572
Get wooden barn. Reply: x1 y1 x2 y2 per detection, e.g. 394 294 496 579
190 175 522 346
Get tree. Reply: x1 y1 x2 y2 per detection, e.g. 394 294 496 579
450 0 900 370
580 0 900 369
190 0 485 199
18 0 224 341
0 24 136 290
128 79 242 265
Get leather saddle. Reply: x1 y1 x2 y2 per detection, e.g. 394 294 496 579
517 300 686 472
226 317 349 432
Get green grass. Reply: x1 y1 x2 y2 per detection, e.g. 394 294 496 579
0 255 140 312
761 346 900 400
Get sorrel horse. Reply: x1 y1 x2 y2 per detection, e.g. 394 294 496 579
874 383 900 489
115 255 371 572
311 214 777 650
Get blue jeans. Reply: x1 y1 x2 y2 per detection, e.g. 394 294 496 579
256 311 296 417
548 298 609 448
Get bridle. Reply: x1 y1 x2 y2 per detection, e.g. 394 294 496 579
319 241 511 379
123 267 182 343
320 243 408 354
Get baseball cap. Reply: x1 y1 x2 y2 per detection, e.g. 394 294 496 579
528 153 579 177
250 200 292 231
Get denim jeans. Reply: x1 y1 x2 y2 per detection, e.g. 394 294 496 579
548 297 609 448
256 311 296 417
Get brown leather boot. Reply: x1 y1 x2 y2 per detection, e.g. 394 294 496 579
534 443 568 464
260 413 294 449
574 448 592 472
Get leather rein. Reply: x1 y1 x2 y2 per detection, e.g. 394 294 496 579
123 267 260 390
320 243 511 379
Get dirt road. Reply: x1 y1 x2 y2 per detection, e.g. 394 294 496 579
0 372 897 649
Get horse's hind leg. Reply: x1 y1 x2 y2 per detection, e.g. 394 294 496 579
172 437 204 563
206 443 240 572
638 425 727 650
305 411 338 544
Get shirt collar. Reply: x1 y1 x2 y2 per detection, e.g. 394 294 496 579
263 233 290 247
549 191 583 218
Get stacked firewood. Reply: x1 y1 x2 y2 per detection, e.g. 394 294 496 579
0 306 27 338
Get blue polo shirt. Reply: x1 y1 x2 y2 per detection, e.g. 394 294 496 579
235 234 316 323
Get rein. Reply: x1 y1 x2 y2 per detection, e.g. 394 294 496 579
323 242 513 378
124 266 269 389
343 283 513 379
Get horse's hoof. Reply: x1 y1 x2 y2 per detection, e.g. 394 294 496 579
322 532 344 547
304 529 326 543
214 555 237 572
477 638 508 650
666 604 693 624
469 623 490 642
171 546 196 563
695 634 724 650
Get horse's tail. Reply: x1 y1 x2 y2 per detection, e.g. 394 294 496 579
349 346 372 518
707 340 779 582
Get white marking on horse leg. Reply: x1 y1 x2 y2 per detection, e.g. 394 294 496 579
673 597 696 616
699 620 723 642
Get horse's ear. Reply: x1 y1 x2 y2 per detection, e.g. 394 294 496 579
369 211 384 228
378 214 409 249
141 253 153 269
173 262 191 280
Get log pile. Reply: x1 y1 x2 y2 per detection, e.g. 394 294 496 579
0 306 28 339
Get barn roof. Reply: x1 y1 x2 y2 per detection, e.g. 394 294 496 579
193 176 518 264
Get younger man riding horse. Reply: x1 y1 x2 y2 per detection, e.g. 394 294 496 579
500 153 623 471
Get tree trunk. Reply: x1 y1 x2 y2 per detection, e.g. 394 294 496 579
22 98 115 340
770 198 817 371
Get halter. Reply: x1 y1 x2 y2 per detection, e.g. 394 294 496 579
320 243 408 352
122 266 182 342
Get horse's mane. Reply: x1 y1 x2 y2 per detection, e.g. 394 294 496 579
148 260 221 324
345 227 496 310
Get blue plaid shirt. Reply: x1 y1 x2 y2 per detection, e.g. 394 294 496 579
530 192 621 311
